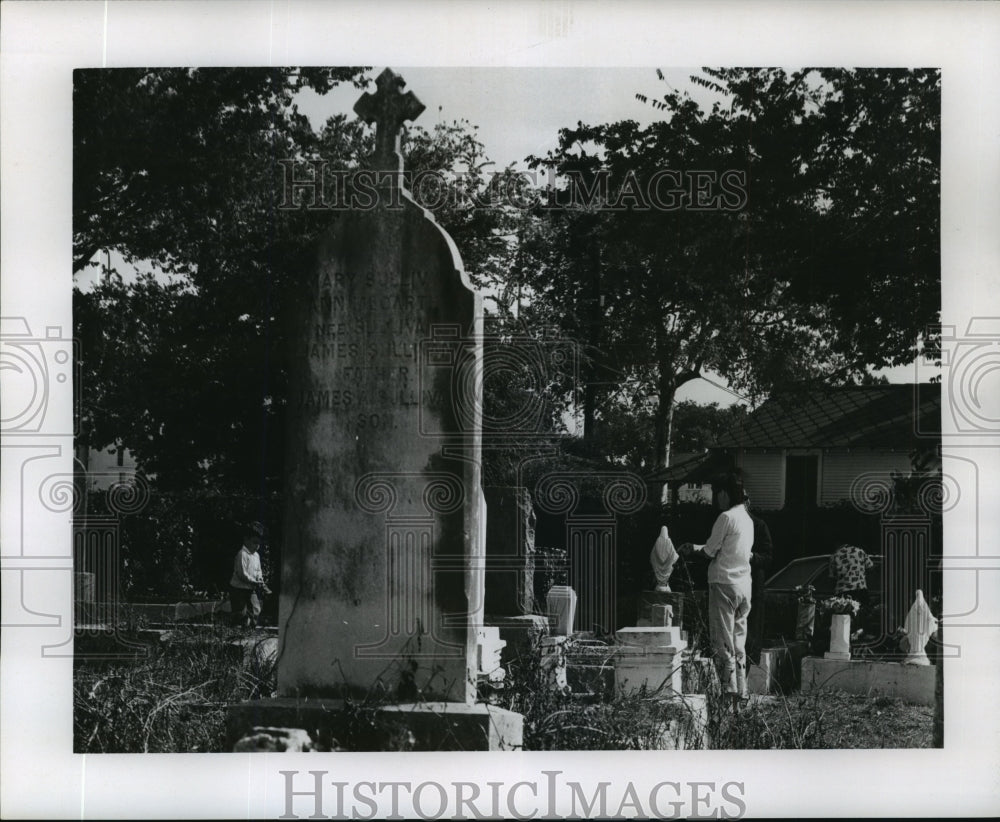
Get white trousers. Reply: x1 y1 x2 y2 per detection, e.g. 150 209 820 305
708 582 752 696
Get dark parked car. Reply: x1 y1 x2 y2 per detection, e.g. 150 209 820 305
762 554 883 643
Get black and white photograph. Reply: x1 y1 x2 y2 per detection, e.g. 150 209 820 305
2 2 999 819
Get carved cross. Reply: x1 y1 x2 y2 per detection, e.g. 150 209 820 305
354 68 426 175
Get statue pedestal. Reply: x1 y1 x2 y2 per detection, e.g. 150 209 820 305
614 627 687 695
636 590 684 629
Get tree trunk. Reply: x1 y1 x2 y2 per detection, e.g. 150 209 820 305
582 228 604 446
653 379 677 504
583 380 599 443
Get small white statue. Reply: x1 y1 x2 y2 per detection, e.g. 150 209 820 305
903 589 938 665
650 525 679 592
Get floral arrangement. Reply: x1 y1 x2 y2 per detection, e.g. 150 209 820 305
819 595 861 617
794 584 816 604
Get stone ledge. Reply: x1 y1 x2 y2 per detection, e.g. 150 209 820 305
800 657 936 705
227 697 523 751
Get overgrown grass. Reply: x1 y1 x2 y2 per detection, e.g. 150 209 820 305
74 625 276 753
75 626 934 752
497 643 701 750
705 688 933 749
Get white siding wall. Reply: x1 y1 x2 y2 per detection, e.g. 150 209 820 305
739 452 785 510
820 450 912 506
83 446 136 490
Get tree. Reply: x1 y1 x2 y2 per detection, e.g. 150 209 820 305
74 68 370 492
75 69 565 591
521 68 939 498
586 397 748 472
74 69 566 500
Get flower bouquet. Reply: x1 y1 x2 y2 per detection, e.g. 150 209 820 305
819 595 861 617
794 584 816 604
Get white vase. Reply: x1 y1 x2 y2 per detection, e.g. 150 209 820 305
546 585 577 636
825 613 852 660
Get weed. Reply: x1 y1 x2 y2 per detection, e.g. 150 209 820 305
74 624 275 752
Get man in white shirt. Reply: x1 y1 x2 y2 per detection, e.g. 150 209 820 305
680 472 754 707
230 521 271 629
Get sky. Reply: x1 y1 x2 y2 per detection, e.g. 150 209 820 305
295 66 712 171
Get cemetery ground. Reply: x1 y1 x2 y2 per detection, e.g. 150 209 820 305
73 621 934 753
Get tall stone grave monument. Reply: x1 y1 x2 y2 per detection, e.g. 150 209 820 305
277 69 485 708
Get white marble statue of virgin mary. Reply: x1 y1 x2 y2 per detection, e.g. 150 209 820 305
650 525 679 592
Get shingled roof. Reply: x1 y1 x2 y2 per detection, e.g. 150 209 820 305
713 384 941 449
644 450 731 484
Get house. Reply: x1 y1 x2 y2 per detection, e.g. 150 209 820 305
669 452 713 503
651 384 941 510
73 443 137 491
648 451 715 504
714 384 940 510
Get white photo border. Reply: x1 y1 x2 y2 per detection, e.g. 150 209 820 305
2 1 999 818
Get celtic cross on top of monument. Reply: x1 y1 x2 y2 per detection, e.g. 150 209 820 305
354 68 426 176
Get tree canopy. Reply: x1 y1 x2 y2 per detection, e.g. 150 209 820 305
74 68 566 498
518 67 939 482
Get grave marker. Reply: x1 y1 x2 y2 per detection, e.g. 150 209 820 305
277 68 485 705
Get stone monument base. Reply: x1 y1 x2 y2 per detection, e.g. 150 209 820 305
800 657 935 705
747 641 810 695
227 698 523 751
636 590 684 628
614 627 687 695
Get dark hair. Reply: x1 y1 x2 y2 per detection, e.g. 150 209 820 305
710 471 744 507
245 521 267 540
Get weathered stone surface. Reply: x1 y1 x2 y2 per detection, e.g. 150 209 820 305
380 702 522 751
483 486 537 616
615 626 687 694
278 69 483 705
650 603 673 626
614 643 686 696
747 642 809 695
801 657 935 705
566 663 616 700
226 697 521 751
615 625 685 651
637 590 685 629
